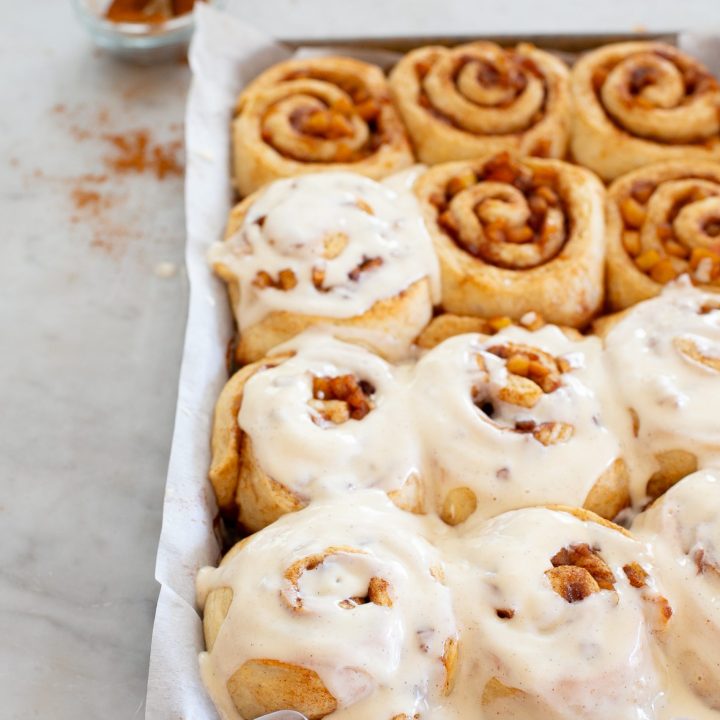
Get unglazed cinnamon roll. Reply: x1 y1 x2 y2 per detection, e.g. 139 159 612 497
414 309 551 350
448 505 671 719
410 326 630 525
633 469 720 711
414 153 605 328
197 495 459 720
571 41 720 181
232 56 413 196
210 171 439 364
209 334 423 532
599 281 720 502
389 42 570 163
606 160 720 309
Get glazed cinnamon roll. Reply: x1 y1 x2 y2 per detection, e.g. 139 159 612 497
210 171 439 365
197 495 459 720
633 469 720 711
209 334 423 532
449 505 671 719
414 153 605 328
389 42 570 163
606 160 720 309
599 281 720 502
410 326 630 525
232 56 413 196
571 42 720 181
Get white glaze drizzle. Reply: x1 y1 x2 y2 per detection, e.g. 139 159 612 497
443 506 670 720
603 278 720 503
209 171 440 330
199 282 720 719
237 333 421 501
197 493 458 720
409 326 623 519
633 469 720 717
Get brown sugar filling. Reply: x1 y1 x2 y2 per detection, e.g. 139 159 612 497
310 374 376 424
431 153 569 269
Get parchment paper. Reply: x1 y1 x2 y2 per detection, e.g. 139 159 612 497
143 5 720 716
144 4 396 718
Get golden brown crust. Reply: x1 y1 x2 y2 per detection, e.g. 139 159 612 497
583 458 631 520
235 434 307 533
646 449 699 501
414 153 606 328
232 56 413 196
227 659 338 720
571 42 720 181
389 42 570 164
605 160 720 310
208 354 291 517
203 587 233 652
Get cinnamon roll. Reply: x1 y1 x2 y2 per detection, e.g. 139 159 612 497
197 494 459 720
210 171 439 365
449 505 671 719
209 334 423 532
410 326 630 525
415 309 550 350
633 469 720 710
571 41 720 181
414 153 605 328
606 160 720 309
599 280 720 502
389 42 570 163
232 56 413 196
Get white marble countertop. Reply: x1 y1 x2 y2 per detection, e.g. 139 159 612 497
1 1 717 719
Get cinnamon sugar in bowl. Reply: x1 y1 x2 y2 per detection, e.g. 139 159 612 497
72 0 222 63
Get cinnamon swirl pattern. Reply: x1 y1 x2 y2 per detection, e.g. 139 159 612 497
410 327 629 525
606 160 720 309
209 335 423 532
633 470 720 710
600 281 720 502
389 42 570 163
232 57 413 196
450 506 671 719
415 153 605 327
197 495 459 720
571 42 720 181
210 171 439 364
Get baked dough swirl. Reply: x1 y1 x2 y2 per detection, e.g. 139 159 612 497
197 495 459 720
598 281 720 502
209 334 423 532
232 56 413 196
389 42 570 163
606 160 720 309
210 171 439 364
571 42 720 181
414 153 605 327
450 505 671 719
633 469 720 710
410 327 630 525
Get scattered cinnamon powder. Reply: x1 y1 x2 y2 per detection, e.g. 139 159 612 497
103 130 183 180
72 188 102 209
47 101 184 255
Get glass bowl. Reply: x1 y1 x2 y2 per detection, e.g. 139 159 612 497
71 0 222 63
